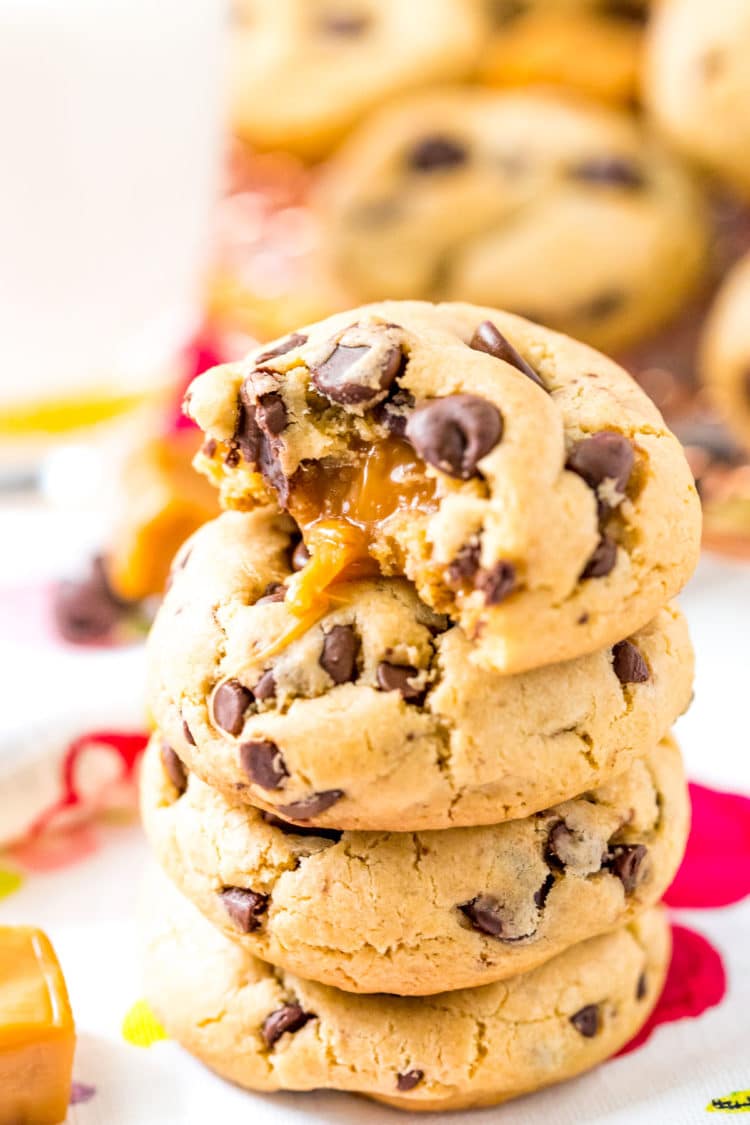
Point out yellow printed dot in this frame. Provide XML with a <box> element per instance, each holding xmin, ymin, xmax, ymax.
<box><xmin>122</xmin><ymin>999</ymin><xmax>167</xmax><ymax>1048</ymax></box>
<box><xmin>0</xmin><ymin>868</ymin><xmax>24</xmax><ymax>900</ymax></box>
<box><xmin>707</xmin><ymin>1090</ymin><xmax>750</xmax><ymax>1113</ymax></box>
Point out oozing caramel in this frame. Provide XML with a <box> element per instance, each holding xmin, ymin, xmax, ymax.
<box><xmin>285</xmin><ymin>438</ymin><xmax>437</xmax><ymax>618</ymax></box>
<box><xmin>234</xmin><ymin>440</ymin><xmax>438</xmax><ymax>673</ymax></box>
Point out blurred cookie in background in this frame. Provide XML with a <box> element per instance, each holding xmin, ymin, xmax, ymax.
<box><xmin>620</xmin><ymin>196</ymin><xmax>750</xmax><ymax>558</ymax></box>
<box><xmin>674</xmin><ymin>420</ymin><xmax>750</xmax><ymax>560</ymax></box>
<box><xmin>477</xmin><ymin>0</ymin><xmax>648</xmax><ymax>106</ymax></box>
<box><xmin>317</xmin><ymin>89</ymin><xmax>707</xmax><ymax>351</ymax></box>
<box><xmin>645</xmin><ymin>0</ymin><xmax>750</xmax><ymax>199</ymax></box>
<box><xmin>228</xmin><ymin>0</ymin><xmax>484</xmax><ymax>160</ymax></box>
<box><xmin>701</xmin><ymin>250</ymin><xmax>750</xmax><ymax>453</ymax></box>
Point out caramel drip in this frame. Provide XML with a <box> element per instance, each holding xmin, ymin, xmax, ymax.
<box><xmin>229</xmin><ymin>439</ymin><xmax>438</xmax><ymax>678</ymax></box>
<box><xmin>285</xmin><ymin>438</ymin><xmax>437</xmax><ymax>619</ymax></box>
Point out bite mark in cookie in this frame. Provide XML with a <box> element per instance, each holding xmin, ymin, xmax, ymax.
<box><xmin>186</xmin><ymin>301</ymin><xmax>700</xmax><ymax>674</ymax></box>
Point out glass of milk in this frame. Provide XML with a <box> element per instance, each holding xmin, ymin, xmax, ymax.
<box><xmin>0</xmin><ymin>0</ymin><xmax>226</xmax><ymax>469</ymax></box>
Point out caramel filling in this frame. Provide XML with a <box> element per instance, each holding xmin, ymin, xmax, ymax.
<box><xmin>285</xmin><ymin>438</ymin><xmax>438</xmax><ymax>618</ymax></box>
<box><xmin>237</xmin><ymin>439</ymin><xmax>438</xmax><ymax>671</ymax></box>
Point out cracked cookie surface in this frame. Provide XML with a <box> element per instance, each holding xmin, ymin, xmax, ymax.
<box><xmin>148</xmin><ymin>508</ymin><xmax>693</xmax><ymax>829</ymax></box>
<box><xmin>186</xmin><ymin>301</ymin><xmax>701</xmax><ymax>675</ymax></box>
<box><xmin>142</xmin><ymin>733</ymin><xmax>687</xmax><ymax>995</ymax></box>
<box><xmin>315</xmin><ymin>94</ymin><xmax>706</xmax><ymax>351</ymax></box>
<box><xmin>229</xmin><ymin>0</ymin><xmax>483</xmax><ymax>160</ymax></box>
<box><xmin>142</xmin><ymin>872</ymin><xmax>669</xmax><ymax>1112</ymax></box>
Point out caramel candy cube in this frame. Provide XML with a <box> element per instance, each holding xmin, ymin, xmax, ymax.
<box><xmin>0</xmin><ymin>927</ymin><xmax>75</xmax><ymax>1125</ymax></box>
<box><xmin>108</xmin><ymin>430</ymin><xmax>219</xmax><ymax>602</ymax></box>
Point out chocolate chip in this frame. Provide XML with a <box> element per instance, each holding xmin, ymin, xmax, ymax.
<box><xmin>252</xmin><ymin>669</ymin><xmax>277</xmax><ymax>701</ymax></box>
<box><xmin>278</xmin><ymin>790</ymin><xmax>345</xmax><ymax>820</ymax></box>
<box><xmin>566</xmin><ymin>432</ymin><xmax>634</xmax><ymax>494</ymax></box>
<box><xmin>607</xmin><ymin>844</ymin><xmax>648</xmax><ymax>894</ymax></box>
<box><xmin>202</xmin><ymin>438</ymin><xmax>217</xmax><ymax>458</ymax></box>
<box><xmin>319</xmin><ymin>625</ymin><xmax>359</xmax><ymax>685</ymax></box>
<box><xmin>580</xmin><ymin>535</ymin><xmax>618</xmax><ymax>580</ymax></box>
<box><xmin>52</xmin><ymin>555</ymin><xmax>130</xmax><ymax>644</ymax></box>
<box><xmin>636</xmin><ymin>972</ymin><xmax>648</xmax><ymax>1000</ymax></box>
<box><xmin>256</xmin><ymin>582</ymin><xmax>287</xmax><ymax>605</ymax></box>
<box><xmin>459</xmin><ymin>894</ymin><xmax>506</xmax><ymax>937</ymax></box>
<box><xmin>218</xmin><ymin>886</ymin><xmax>269</xmax><ymax>933</ymax></box>
<box><xmin>489</xmin><ymin>0</ymin><xmax>526</xmax><ymax>24</ymax></box>
<box><xmin>408</xmin><ymin>135</ymin><xmax>468</xmax><ymax>172</ymax></box>
<box><xmin>570</xmin><ymin>1004</ymin><xmax>600</xmax><ymax>1037</ymax></box>
<box><xmin>256</xmin><ymin>392</ymin><xmax>287</xmax><ymax>436</ymax></box>
<box><xmin>311</xmin><ymin>342</ymin><xmax>402</xmax><ymax>406</ymax></box>
<box><xmin>232</xmin><ymin>399</ymin><xmax>262</xmax><ymax>464</ymax></box>
<box><xmin>255</xmin><ymin>333</ymin><xmax>307</xmax><ymax>364</ymax></box>
<box><xmin>406</xmin><ymin>394</ymin><xmax>503</xmax><ymax>480</ymax></box>
<box><xmin>476</xmin><ymin>561</ymin><xmax>517</xmax><ymax>606</ymax></box>
<box><xmin>291</xmin><ymin>539</ymin><xmax>310</xmax><ymax>571</ymax></box>
<box><xmin>396</xmin><ymin>1070</ymin><xmax>424</xmax><ymax>1092</ymax></box>
<box><xmin>534</xmin><ymin>873</ymin><xmax>555</xmax><ymax>910</ymax></box>
<box><xmin>319</xmin><ymin>11</ymin><xmax>370</xmax><ymax>34</ymax></box>
<box><xmin>612</xmin><ymin>641</ymin><xmax>649</xmax><ymax>684</ymax></box>
<box><xmin>606</xmin><ymin>0</ymin><xmax>648</xmax><ymax>23</ymax></box>
<box><xmin>469</xmin><ymin>321</ymin><xmax>546</xmax><ymax>390</ymax></box>
<box><xmin>373</xmin><ymin>388</ymin><xmax>415</xmax><ymax>436</ymax></box>
<box><xmin>182</xmin><ymin>719</ymin><xmax>196</xmax><ymax>746</ymax></box>
<box><xmin>262</xmin><ymin>1004</ymin><xmax>316</xmax><ymax>1047</ymax></box>
<box><xmin>570</xmin><ymin>157</ymin><xmax>645</xmax><ymax>189</ymax></box>
<box><xmin>238</xmin><ymin>382</ymin><xmax>289</xmax><ymax>504</ymax></box>
<box><xmin>160</xmin><ymin>743</ymin><xmax>187</xmax><ymax>796</ymax></box>
<box><xmin>240</xmin><ymin>740</ymin><xmax>288</xmax><ymax>790</ymax></box>
<box><xmin>261</xmin><ymin>811</ymin><xmax>343</xmax><ymax>843</ymax></box>
<box><xmin>579</xmin><ymin>291</ymin><xmax>625</xmax><ymax>322</ymax></box>
<box><xmin>376</xmin><ymin>662</ymin><xmax>424</xmax><ymax>703</ymax></box>
<box><xmin>213</xmin><ymin>680</ymin><xmax>252</xmax><ymax>735</ymax></box>
<box><xmin>446</xmin><ymin>541</ymin><xmax>481</xmax><ymax>586</ymax></box>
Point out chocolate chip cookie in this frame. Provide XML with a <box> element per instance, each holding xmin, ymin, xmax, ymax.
<box><xmin>645</xmin><ymin>0</ymin><xmax>750</xmax><ymax>199</ymax></box>
<box><xmin>229</xmin><ymin>0</ymin><xmax>483</xmax><ymax>160</ymax></box>
<box><xmin>315</xmin><ymin>91</ymin><xmax>707</xmax><ymax>351</ymax></box>
<box><xmin>143</xmin><ymin>872</ymin><xmax>670</xmax><ymax>1111</ymax></box>
<box><xmin>477</xmin><ymin>0</ymin><xmax>647</xmax><ymax>107</ymax></box>
<box><xmin>142</xmin><ymin>732</ymin><xmax>687</xmax><ymax>995</ymax></box>
<box><xmin>701</xmin><ymin>250</ymin><xmax>750</xmax><ymax>451</ymax></box>
<box><xmin>185</xmin><ymin>301</ymin><xmax>702</xmax><ymax>675</ymax></box>
<box><xmin>148</xmin><ymin>508</ymin><xmax>693</xmax><ymax>830</ymax></box>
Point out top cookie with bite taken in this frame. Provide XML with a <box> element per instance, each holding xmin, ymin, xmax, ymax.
<box><xmin>186</xmin><ymin>300</ymin><xmax>701</xmax><ymax>674</ymax></box>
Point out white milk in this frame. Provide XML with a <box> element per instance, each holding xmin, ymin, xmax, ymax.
<box><xmin>0</xmin><ymin>0</ymin><xmax>226</xmax><ymax>417</ymax></box>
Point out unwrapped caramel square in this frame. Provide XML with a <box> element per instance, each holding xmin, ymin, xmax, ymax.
<box><xmin>0</xmin><ymin>927</ymin><xmax>75</xmax><ymax>1125</ymax></box>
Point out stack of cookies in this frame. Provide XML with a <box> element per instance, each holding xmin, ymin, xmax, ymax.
<box><xmin>141</xmin><ymin>300</ymin><xmax>700</xmax><ymax>1112</ymax></box>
